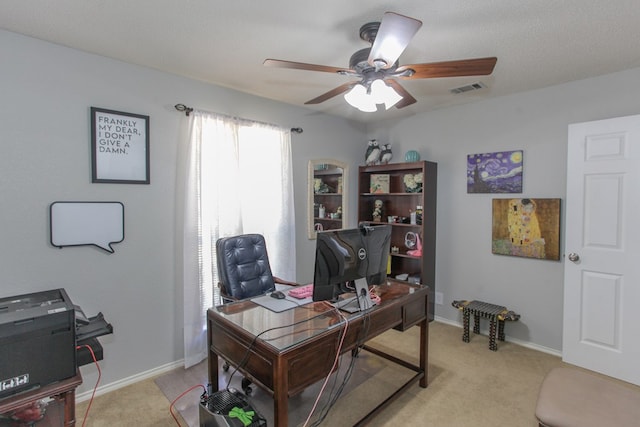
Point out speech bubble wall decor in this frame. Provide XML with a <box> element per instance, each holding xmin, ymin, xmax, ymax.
<box><xmin>50</xmin><ymin>202</ymin><xmax>124</xmax><ymax>253</ymax></box>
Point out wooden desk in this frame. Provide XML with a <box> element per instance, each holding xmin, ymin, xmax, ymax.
<box><xmin>207</xmin><ymin>280</ymin><xmax>429</xmax><ymax>426</ymax></box>
<box><xmin>0</xmin><ymin>372</ymin><xmax>82</xmax><ymax>427</ymax></box>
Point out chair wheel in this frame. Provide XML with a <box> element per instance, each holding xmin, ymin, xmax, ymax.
<box><xmin>223</xmin><ymin>362</ymin><xmax>230</xmax><ymax>372</ymax></box>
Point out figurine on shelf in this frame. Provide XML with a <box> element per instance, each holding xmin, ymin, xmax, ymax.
<box><xmin>365</xmin><ymin>139</ymin><xmax>381</xmax><ymax>165</ymax></box>
<box><xmin>380</xmin><ymin>144</ymin><xmax>393</xmax><ymax>164</ymax></box>
<box><xmin>314</xmin><ymin>178</ymin><xmax>334</xmax><ymax>194</ymax></box>
<box><xmin>372</xmin><ymin>199</ymin><xmax>383</xmax><ymax>222</ymax></box>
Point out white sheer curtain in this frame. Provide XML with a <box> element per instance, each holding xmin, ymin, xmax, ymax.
<box><xmin>180</xmin><ymin>110</ymin><xmax>295</xmax><ymax>368</ymax></box>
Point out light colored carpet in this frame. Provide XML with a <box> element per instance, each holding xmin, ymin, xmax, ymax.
<box><xmin>154</xmin><ymin>349</ymin><xmax>411</xmax><ymax>427</ymax></box>
<box><xmin>77</xmin><ymin>321</ymin><xmax>567</xmax><ymax>426</ymax></box>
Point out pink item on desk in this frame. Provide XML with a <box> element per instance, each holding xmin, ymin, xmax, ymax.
<box><xmin>288</xmin><ymin>284</ymin><xmax>314</xmax><ymax>299</ymax></box>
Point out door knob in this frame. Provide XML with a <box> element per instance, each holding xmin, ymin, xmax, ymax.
<box><xmin>568</xmin><ymin>253</ymin><xmax>580</xmax><ymax>262</ymax></box>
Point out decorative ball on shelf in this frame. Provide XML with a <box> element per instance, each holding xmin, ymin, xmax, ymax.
<box><xmin>404</xmin><ymin>150</ymin><xmax>420</xmax><ymax>162</ymax></box>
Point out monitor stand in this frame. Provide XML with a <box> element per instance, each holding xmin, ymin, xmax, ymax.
<box><xmin>354</xmin><ymin>278</ymin><xmax>374</xmax><ymax>311</ymax></box>
<box><xmin>334</xmin><ymin>278</ymin><xmax>373</xmax><ymax>313</ymax></box>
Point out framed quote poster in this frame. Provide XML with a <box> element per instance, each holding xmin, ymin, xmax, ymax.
<box><xmin>91</xmin><ymin>107</ymin><xmax>150</xmax><ymax>184</ymax></box>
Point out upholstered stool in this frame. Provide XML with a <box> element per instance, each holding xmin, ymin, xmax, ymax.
<box><xmin>535</xmin><ymin>367</ymin><xmax>640</xmax><ymax>427</ymax></box>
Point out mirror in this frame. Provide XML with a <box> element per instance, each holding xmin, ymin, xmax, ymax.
<box><xmin>308</xmin><ymin>159</ymin><xmax>349</xmax><ymax>239</ymax></box>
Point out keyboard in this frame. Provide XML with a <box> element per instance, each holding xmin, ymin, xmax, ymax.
<box><xmin>288</xmin><ymin>284</ymin><xmax>313</xmax><ymax>299</ymax></box>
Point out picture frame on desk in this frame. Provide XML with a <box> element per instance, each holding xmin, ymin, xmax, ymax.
<box><xmin>90</xmin><ymin>107</ymin><xmax>150</xmax><ymax>184</ymax></box>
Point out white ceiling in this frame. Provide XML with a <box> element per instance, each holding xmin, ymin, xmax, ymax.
<box><xmin>2</xmin><ymin>0</ymin><xmax>640</xmax><ymax>123</ymax></box>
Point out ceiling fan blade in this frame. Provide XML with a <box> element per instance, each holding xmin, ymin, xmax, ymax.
<box><xmin>304</xmin><ymin>82</ymin><xmax>357</xmax><ymax>105</ymax></box>
<box><xmin>397</xmin><ymin>57</ymin><xmax>497</xmax><ymax>79</ymax></box>
<box><xmin>368</xmin><ymin>12</ymin><xmax>422</xmax><ymax>69</ymax></box>
<box><xmin>264</xmin><ymin>59</ymin><xmax>351</xmax><ymax>74</ymax></box>
<box><xmin>384</xmin><ymin>79</ymin><xmax>417</xmax><ymax>109</ymax></box>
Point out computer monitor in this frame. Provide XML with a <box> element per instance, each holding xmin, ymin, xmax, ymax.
<box><xmin>312</xmin><ymin>223</ymin><xmax>391</xmax><ymax>303</ymax></box>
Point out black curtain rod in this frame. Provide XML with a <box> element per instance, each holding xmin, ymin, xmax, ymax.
<box><xmin>174</xmin><ymin>104</ymin><xmax>303</xmax><ymax>134</ymax></box>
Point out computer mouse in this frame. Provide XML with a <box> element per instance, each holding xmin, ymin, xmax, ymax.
<box><xmin>270</xmin><ymin>291</ymin><xmax>286</xmax><ymax>299</ymax></box>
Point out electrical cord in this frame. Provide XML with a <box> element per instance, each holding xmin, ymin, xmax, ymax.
<box><xmin>169</xmin><ymin>384</ymin><xmax>207</xmax><ymax>426</ymax></box>
<box><xmin>225</xmin><ymin>308</ymin><xmax>341</xmax><ymax>391</ymax></box>
<box><xmin>302</xmin><ymin>303</ymin><xmax>350</xmax><ymax>427</ymax></box>
<box><xmin>220</xmin><ymin>295</ymin><xmax>373</xmax><ymax>426</ymax></box>
<box><xmin>75</xmin><ymin>344</ymin><xmax>101</xmax><ymax>427</ymax></box>
<box><xmin>306</xmin><ymin>289</ymin><xmax>373</xmax><ymax>426</ymax></box>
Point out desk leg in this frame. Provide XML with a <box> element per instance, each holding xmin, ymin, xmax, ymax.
<box><xmin>207</xmin><ymin>318</ymin><xmax>220</xmax><ymax>391</ymax></box>
<box><xmin>273</xmin><ymin>358</ymin><xmax>289</xmax><ymax>427</ymax></box>
<box><xmin>419</xmin><ymin>317</ymin><xmax>429</xmax><ymax>388</ymax></box>
<box><xmin>209</xmin><ymin>353</ymin><xmax>220</xmax><ymax>391</ymax></box>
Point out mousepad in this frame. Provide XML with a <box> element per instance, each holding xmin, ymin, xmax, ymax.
<box><xmin>251</xmin><ymin>293</ymin><xmax>311</xmax><ymax>312</ymax></box>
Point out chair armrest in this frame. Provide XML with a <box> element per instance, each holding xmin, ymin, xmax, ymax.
<box><xmin>218</xmin><ymin>282</ymin><xmax>238</xmax><ymax>304</ymax></box>
<box><xmin>273</xmin><ymin>276</ymin><xmax>300</xmax><ymax>287</ymax></box>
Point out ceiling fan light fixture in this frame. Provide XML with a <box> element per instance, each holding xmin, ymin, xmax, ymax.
<box><xmin>371</xmin><ymin>79</ymin><xmax>403</xmax><ymax>109</ymax></box>
<box><xmin>344</xmin><ymin>79</ymin><xmax>402</xmax><ymax>112</ymax></box>
<box><xmin>344</xmin><ymin>83</ymin><xmax>377</xmax><ymax>112</ymax></box>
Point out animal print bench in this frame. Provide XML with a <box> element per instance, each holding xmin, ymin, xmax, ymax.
<box><xmin>452</xmin><ymin>300</ymin><xmax>520</xmax><ymax>351</ymax></box>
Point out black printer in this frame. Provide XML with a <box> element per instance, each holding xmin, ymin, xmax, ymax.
<box><xmin>0</xmin><ymin>288</ymin><xmax>113</xmax><ymax>400</ymax></box>
<box><xmin>0</xmin><ymin>289</ymin><xmax>76</xmax><ymax>399</ymax></box>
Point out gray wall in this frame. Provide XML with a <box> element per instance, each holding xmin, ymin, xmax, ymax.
<box><xmin>367</xmin><ymin>66</ymin><xmax>640</xmax><ymax>351</ymax></box>
<box><xmin>3</xmin><ymin>27</ymin><xmax>640</xmax><ymax>395</ymax></box>
<box><xmin>0</xmin><ymin>29</ymin><xmax>363</xmax><ymax>394</ymax></box>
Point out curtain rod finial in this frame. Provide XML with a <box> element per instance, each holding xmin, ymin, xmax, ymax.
<box><xmin>291</xmin><ymin>127</ymin><xmax>303</xmax><ymax>134</ymax></box>
<box><xmin>175</xmin><ymin>104</ymin><xmax>193</xmax><ymax>116</ymax></box>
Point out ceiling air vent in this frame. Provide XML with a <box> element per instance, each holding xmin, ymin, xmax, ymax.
<box><xmin>450</xmin><ymin>82</ymin><xmax>486</xmax><ymax>94</ymax></box>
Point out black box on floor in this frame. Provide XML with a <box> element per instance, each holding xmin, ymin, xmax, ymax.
<box><xmin>199</xmin><ymin>389</ymin><xmax>266</xmax><ymax>427</ymax></box>
<box><xmin>0</xmin><ymin>288</ymin><xmax>76</xmax><ymax>399</ymax></box>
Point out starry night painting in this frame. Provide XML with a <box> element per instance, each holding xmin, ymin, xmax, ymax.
<box><xmin>467</xmin><ymin>150</ymin><xmax>523</xmax><ymax>193</ymax></box>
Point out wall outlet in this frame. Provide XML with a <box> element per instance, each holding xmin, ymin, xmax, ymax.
<box><xmin>435</xmin><ymin>291</ymin><xmax>443</xmax><ymax>305</ymax></box>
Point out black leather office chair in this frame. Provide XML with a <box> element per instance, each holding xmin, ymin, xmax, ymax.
<box><xmin>216</xmin><ymin>233</ymin><xmax>297</xmax><ymax>394</ymax></box>
<box><xmin>216</xmin><ymin>233</ymin><xmax>296</xmax><ymax>303</ymax></box>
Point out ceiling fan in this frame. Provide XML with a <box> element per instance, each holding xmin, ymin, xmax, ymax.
<box><xmin>264</xmin><ymin>12</ymin><xmax>497</xmax><ymax>111</ymax></box>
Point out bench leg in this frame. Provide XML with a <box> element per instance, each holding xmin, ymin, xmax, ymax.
<box><xmin>489</xmin><ymin>318</ymin><xmax>498</xmax><ymax>351</ymax></box>
<box><xmin>462</xmin><ymin>310</ymin><xmax>470</xmax><ymax>342</ymax></box>
<box><xmin>498</xmin><ymin>320</ymin><xmax>506</xmax><ymax>341</ymax></box>
<box><xmin>473</xmin><ymin>314</ymin><xmax>480</xmax><ymax>334</ymax></box>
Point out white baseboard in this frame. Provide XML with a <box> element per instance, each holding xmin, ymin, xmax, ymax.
<box><xmin>76</xmin><ymin>359</ymin><xmax>184</xmax><ymax>402</ymax></box>
<box><xmin>433</xmin><ymin>316</ymin><xmax>562</xmax><ymax>357</ymax></box>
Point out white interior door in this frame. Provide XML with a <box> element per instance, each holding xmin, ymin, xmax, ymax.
<box><xmin>563</xmin><ymin>114</ymin><xmax>640</xmax><ymax>385</ymax></box>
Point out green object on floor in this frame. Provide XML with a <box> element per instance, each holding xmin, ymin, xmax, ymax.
<box><xmin>228</xmin><ymin>407</ymin><xmax>255</xmax><ymax>426</ymax></box>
